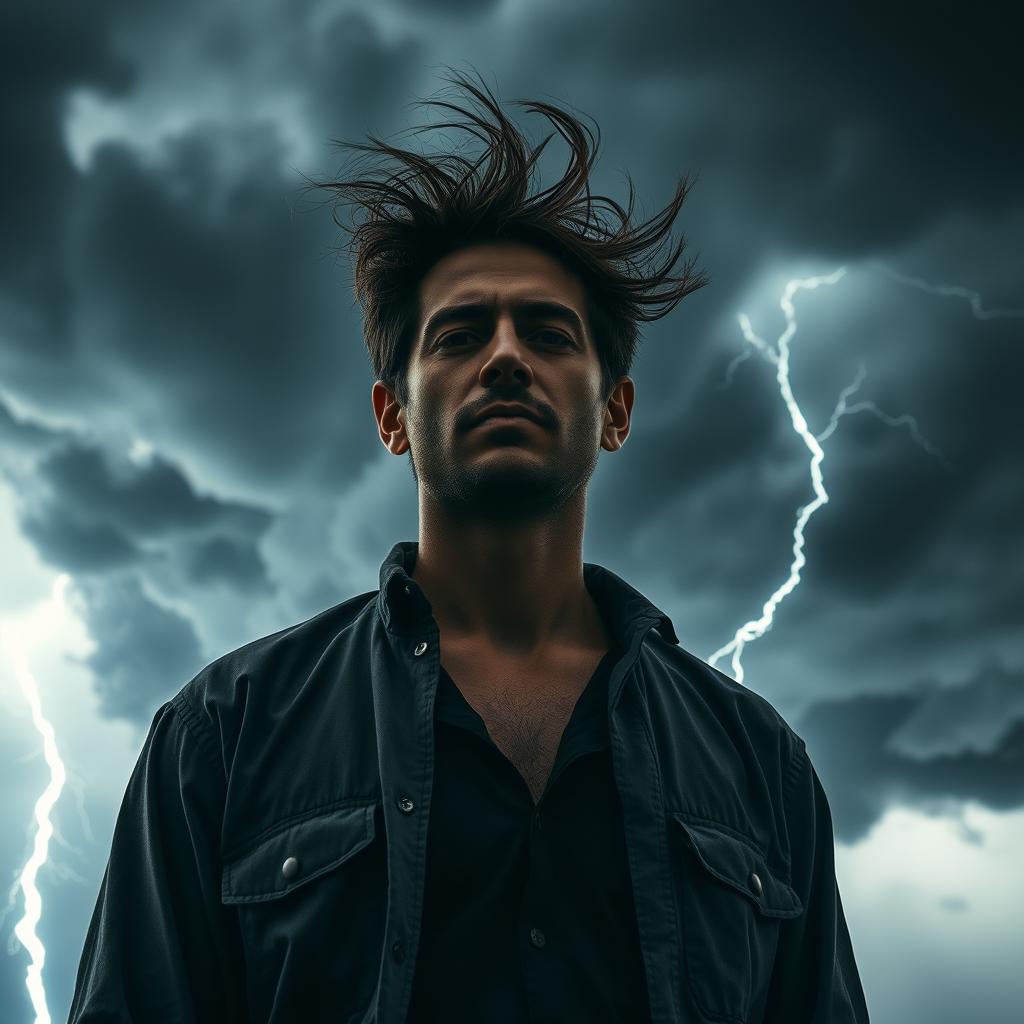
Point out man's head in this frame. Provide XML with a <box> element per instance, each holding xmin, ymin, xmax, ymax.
<box><xmin>315</xmin><ymin>68</ymin><xmax>708</xmax><ymax>520</ymax></box>
<box><xmin>371</xmin><ymin>238</ymin><xmax>632</xmax><ymax>522</ymax></box>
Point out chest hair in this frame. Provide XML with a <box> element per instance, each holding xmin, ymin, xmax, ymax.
<box><xmin>442</xmin><ymin>649</ymin><xmax>604</xmax><ymax>803</ymax></box>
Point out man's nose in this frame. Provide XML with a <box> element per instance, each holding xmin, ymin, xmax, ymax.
<box><xmin>479</xmin><ymin>318</ymin><xmax>535</xmax><ymax>384</ymax></box>
<box><xmin>489</xmin><ymin>315</ymin><xmax>524</xmax><ymax>351</ymax></box>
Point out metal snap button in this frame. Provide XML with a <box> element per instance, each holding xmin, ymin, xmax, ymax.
<box><xmin>281</xmin><ymin>856</ymin><xmax>300</xmax><ymax>880</ymax></box>
<box><xmin>750</xmin><ymin>871</ymin><xmax>763</xmax><ymax>897</ymax></box>
<box><xmin>413</xmin><ymin>641</ymin><xmax>428</xmax><ymax>656</ymax></box>
<box><xmin>397</xmin><ymin>796</ymin><xmax>415</xmax><ymax>814</ymax></box>
<box><xmin>404</xmin><ymin>585</ymin><xmax>411</xmax><ymax>595</ymax></box>
<box><xmin>529</xmin><ymin>927</ymin><xmax>546</xmax><ymax>948</ymax></box>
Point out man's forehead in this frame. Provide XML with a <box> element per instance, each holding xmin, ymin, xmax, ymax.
<box><xmin>420</xmin><ymin>242</ymin><xmax>584</xmax><ymax>301</ymax></box>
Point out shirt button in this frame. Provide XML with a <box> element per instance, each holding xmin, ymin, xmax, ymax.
<box><xmin>529</xmin><ymin>927</ymin><xmax>546</xmax><ymax>948</ymax></box>
<box><xmin>391</xmin><ymin>940</ymin><xmax>406</xmax><ymax>964</ymax></box>
<box><xmin>750</xmin><ymin>871</ymin><xmax>763</xmax><ymax>897</ymax></box>
<box><xmin>397</xmin><ymin>796</ymin><xmax>415</xmax><ymax>814</ymax></box>
<box><xmin>281</xmin><ymin>856</ymin><xmax>300</xmax><ymax>880</ymax></box>
<box><xmin>414</xmin><ymin>641</ymin><xmax>428</xmax><ymax>656</ymax></box>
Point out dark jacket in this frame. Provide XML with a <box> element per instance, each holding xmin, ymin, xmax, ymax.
<box><xmin>69</xmin><ymin>540</ymin><xmax>870</xmax><ymax>1024</ymax></box>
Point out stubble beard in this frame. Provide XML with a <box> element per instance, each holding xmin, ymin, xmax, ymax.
<box><xmin>410</xmin><ymin>415</ymin><xmax>600</xmax><ymax>526</ymax></box>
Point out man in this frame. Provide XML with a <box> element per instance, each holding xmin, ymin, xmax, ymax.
<box><xmin>69</xmin><ymin>70</ymin><xmax>869</xmax><ymax>1023</ymax></box>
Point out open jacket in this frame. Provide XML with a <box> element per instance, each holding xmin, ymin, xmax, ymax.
<box><xmin>69</xmin><ymin>540</ymin><xmax>870</xmax><ymax>1023</ymax></box>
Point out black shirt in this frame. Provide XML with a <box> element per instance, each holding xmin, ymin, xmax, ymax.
<box><xmin>408</xmin><ymin>654</ymin><xmax>651</xmax><ymax>1022</ymax></box>
<box><xmin>68</xmin><ymin>539</ymin><xmax>870</xmax><ymax>1024</ymax></box>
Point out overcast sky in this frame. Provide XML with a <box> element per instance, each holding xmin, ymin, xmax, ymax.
<box><xmin>1</xmin><ymin>2</ymin><xmax>1022</xmax><ymax>1021</ymax></box>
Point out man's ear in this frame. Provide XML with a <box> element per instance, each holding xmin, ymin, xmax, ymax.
<box><xmin>601</xmin><ymin>376</ymin><xmax>634</xmax><ymax>452</ymax></box>
<box><xmin>372</xmin><ymin>381</ymin><xmax>409</xmax><ymax>455</ymax></box>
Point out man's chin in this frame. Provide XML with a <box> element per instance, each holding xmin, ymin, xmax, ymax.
<box><xmin>459</xmin><ymin>469</ymin><xmax>583</xmax><ymax>519</ymax></box>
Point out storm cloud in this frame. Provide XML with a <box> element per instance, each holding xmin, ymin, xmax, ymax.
<box><xmin>1</xmin><ymin>1</ymin><xmax>1021</xmax><ymax>1021</ymax></box>
<box><xmin>799</xmin><ymin>662</ymin><xmax>1024</xmax><ymax>842</ymax></box>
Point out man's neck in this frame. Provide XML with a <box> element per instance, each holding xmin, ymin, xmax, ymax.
<box><xmin>410</xmin><ymin>515</ymin><xmax>607</xmax><ymax>658</ymax></box>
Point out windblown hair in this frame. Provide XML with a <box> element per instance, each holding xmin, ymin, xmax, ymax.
<box><xmin>313</xmin><ymin>67</ymin><xmax>709</xmax><ymax>408</ymax></box>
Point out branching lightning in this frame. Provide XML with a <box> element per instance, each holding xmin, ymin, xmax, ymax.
<box><xmin>1</xmin><ymin>575</ymin><xmax>71</xmax><ymax>1024</ymax></box>
<box><xmin>816</xmin><ymin>361</ymin><xmax>950</xmax><ymax>466</ymax></box>
<box><xmin>869</xmin><ymin>261</ymin><xmax>1024</xmax><ymax>320</ymax></box>
<box><xmin>707</xmin><ymin>269</ymin><xmax>847</xmax><ymax>683</ymax></box>
<box><xmin>711</xmin><ymin>262</ymin><xmax>1017</xmax><ymax>685</ymax></box>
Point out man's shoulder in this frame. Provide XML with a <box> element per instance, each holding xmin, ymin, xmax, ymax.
<box><xmin>641</xmin><ymin>630</ymin><xmax>805</xmax><ymax>763</ymax></box>
<box><xmin>171</xmin><ymin>588</ymin><xmax>379</xmax><ymax>734</ymax></box>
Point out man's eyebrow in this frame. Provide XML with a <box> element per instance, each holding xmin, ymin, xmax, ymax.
<box><xmin>420</xmin><ymin>299</ymin><xmax>587</xmax><ymax>346</ymax></box>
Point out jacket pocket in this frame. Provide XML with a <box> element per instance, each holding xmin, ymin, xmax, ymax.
<box><xmin>222</xmin><ymin>801</ymin><xmax>377</xmax><ymax>903</ymax></box>
<box><xmin>221</xmin><ymin>800</ymin><xmax>385</xmax><ymax>1024</ymax></box>
<box><xmin>670</xmin><ymin>814</ymin><xmax>803</xmax><ymax>1023</ymax></box>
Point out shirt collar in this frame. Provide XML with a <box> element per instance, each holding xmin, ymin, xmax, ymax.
<box><xmin>376</xmin><ymin>539</ymin><xmax>679</xmax><ymax>648</ymax></box>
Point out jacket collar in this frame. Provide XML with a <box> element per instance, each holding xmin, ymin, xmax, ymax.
<box><xmin>376</xmin><ymin>540</ymin><xmax>678</xmax><ymax>649</ymax></box>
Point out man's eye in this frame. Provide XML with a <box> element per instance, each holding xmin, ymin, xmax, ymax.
<box><xmin>534</xmin><ymin>330</ymin><xmax>574</xmax><ymax>346</ymax></box>
<box><xmin>436</xmin><ymin>331</ymin><xmax>476</xmax><ymax>348</ymax></box>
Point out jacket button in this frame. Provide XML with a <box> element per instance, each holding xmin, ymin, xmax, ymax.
<box><xmin>750</xmin><ymin>871</ymin><xmax>763</xmax><ymax>897</ymax></box>
<box><xmin>391</xmin><ymin>940</ymin><xmax>405</xmax><ymax>964</ymax></box>
<box><xmin>281</xmin><ymin>856</ymin><xmax>300</xmax><ymax>880</ymax></box>
<box><xmin>404</xmin><ymin>585</ymin><xmax>411</xmax><ymax>595</ymax></box>
<box><xmin>397</xmin><ymin>796</ymin><xmax>415</xmax><ymax>814</ymax></box>
<box><xmin>414</xmin><ymin>641</ymin><xmax>428</xmax><ymax>656</ymax></box>
<box><xmin>529</xmin><ymin>927</ymin><xmax>546</xmax><ymax>948</ymax></box>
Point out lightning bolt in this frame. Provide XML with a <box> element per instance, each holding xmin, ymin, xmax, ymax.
<box><xmin>708</xmin><ymin>269</ymin><xmax>847</xmax><ymax>683</ymax></box>
<box><xmin>1</xmin><ymin>575</ymin><xmax>71</xmax><ymax>1024</ymax></box>
<box><xmin>711</xmin><ymin>261</ymin><xmax>1016</xmax><ymax>685</ymax></box>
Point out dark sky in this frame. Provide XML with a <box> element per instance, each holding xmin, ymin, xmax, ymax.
<box><xmin>1</xmin><ymin>2</ymin><xmax>1022</xmax><ymax>1021</ymax></box>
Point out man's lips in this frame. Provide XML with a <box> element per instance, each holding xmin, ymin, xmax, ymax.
<box><xmin>473</xmin><ymin>413</ymin><xmax>539</xmax><ymax>428</ymax></box>
<box><xmin>472</xmin><ymin>402</ymin><xmax>544</xmax><ymax>427</ymax></box>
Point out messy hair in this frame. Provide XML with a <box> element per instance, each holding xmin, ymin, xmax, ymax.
<box><xmin>312</xmin><ymin>66</ymin><xmax>709</xmax><ymax>408</ymax></box>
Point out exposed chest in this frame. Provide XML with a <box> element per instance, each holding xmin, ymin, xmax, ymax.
<box><xmin>440</xmin><ymin>644</ymin><xmax>608</xmax><ymax>804</ymax></box>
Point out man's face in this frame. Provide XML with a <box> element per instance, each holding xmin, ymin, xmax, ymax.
<box><xmin>374</xmin><ymin>240</ymin><xmax>632</xmax><ymax>523</ymax></box>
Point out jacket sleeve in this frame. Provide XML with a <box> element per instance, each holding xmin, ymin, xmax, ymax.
<box><xmin>761</xmin><ymin>737</ymin><xmax>870</xmax><ymax>1023</ymax></box>
<box><xmin>68</xmin><ymin>694</ymin><xmax>247</xmax><ymax>1023</ymax></box>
